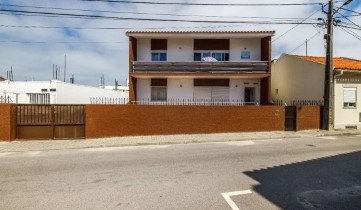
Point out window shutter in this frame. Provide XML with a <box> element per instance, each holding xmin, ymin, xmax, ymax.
<box><xmin>344</xmin><ymin>87</ymin><xmax>356</xmax><ymax>103</ymax></box>
<box><xmin>211</xmin><ymin>87</ymin><xmax>229</xmax><ymax>100</ymax></box>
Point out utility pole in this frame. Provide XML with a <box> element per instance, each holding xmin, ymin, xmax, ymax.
<box><xmin>322</xmin><ymin>0</ymin><xmax>353</xmax><ymax>130</ymax></box>
<box><xmin>306</xmin><ymin>39</ymin><xmax>308</xmax><ymax>56</ymax></box>
<box><xmin>323</xmin><ymin>0</ymin><xmax>333</xmax><ymax>130</ymax></box>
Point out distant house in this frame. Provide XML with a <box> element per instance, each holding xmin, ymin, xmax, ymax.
<box><xmin>126</xmin><ymin>30</ymin><xmax>275</xmax><ymax>105</ymax></box>
<box><xmin>272</xmin><ymin>54</ymin><xmax>361</xmax><ymax>129</ymax></box>
<box><xmin>0</xmin><ymin>76</ymin><xmax>5</xmax><ymax>81</ymax></box>
<box><xmin>0</xmin><ymin>80</ymin><xmax>128</xmax><ymax>104</ymax></box>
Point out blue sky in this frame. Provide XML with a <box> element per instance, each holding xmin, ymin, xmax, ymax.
<box><xmin>0</xmin><ymin>0</ymin><xmax>360</xmax><ymax>86</ymax></box>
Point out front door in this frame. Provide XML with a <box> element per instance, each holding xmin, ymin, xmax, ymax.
<box><xmin>245</xmin><ymin>87</ymin><xmax>255</xmax><ymax>102</ymax></box>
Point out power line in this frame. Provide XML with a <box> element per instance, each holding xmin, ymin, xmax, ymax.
<box><xmin>0</xmin><ymin>40</ymin><xmax>125</xmax><ymax>44</ymax></box>
<box><xmin>80</xmin><ymin>0</ymin><xmax>324</xmax><ymax>6</ymax></box>
<box><xmin>338</xmin><ymin>26</ymin><xmax>361</xmax><ymax>41</ymax></box>
<box><xmin>0</xmin><ymin>3</ymin><xmax>321</xmax><ymax>21</ymax></box>
<box><xmin>0</xmin><ymin>9</ymin><xmax>321</xmax><ymax>24</ymax></box>
<box><xmin>338</xmin><ymin>7</ymin><xmax>361</xmax><ymax>16</ymax></box>
<box><xmin>273</xmin><ymin>8</ymin><xmax>321</xmax><ymax>43</ymax></box>
<box><xmin>335</xmin><ymin>11</ymin><xmax>361</xmax><ymax>30</ymax></box>
<box><xmin>289</xmin><ymin>31</ymin><xmax>321</xmax><ymax>54</ymax></box>
<box><xmin>338</xmin><ymin>24</ymin><xmax>361</xmax><ymax>30</ymax></box>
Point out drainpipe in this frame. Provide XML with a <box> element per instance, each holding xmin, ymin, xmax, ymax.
<box><xmin>333</xmin><ymin>70</ymin><xmax>344</xmax><ymax>128</ymax></box>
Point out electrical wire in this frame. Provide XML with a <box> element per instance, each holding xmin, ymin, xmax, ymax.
<box><xmin>338</xmin><ymin>26</ymin><xmax>361</xmax><ymax>41</ymax></box>
<box><xmin>335</xmin><ymin>11</ymin><xmax>361</xmax><ymax>30</ymax></box>
<box><xmin>288</xmin><ymin>31</ymin><xmax>322</xmax><ymax>54</ymax></box>
<box><xmin>0</xmin><ymin>8</ymin><xmax>322</xmax><ymax>24</ymax></box>
<box><xmin>80</xmin><ymin>0</ymin><xmax>324</xmax><ymax>6</ymax></box>
<box><xmin>0</xmin><ymin>3</ymin><xmax>321</xmax><ymax>21</ymax></box>
<box><xmin>273</xmin><ymin>8</ymin><xmax>321</xmax><ymax>43</ymax></box>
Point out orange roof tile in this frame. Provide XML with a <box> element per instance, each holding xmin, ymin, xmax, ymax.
<box><xmin>126</xmin><ymin>30</ymin><xmax>275</xmax><ymax>34</ymax></box>
<box><xmin>296</xmin><ymin>55</ymin><xmax>361</xmax><ymax>71</ymax></box>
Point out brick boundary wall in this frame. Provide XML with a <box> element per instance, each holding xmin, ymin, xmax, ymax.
<box><xmin>296</xmin><ymin>106</ymin><xmax>323</xmax><ymax>131</ymax></box>
<box><xmin>0</xmin><ymin>104</ymin><xmax>16</xmax><ymax>141</ymax></box>
<box><xmin>85</xmin><ymin>105</ymin><xmax>285</xmax><ymax>138</ymax></box>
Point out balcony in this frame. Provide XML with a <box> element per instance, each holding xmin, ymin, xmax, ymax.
<box><xmin>132</xmin><ymin>61</ymin><xmax>269</xmax><ymax>73</ymax></box>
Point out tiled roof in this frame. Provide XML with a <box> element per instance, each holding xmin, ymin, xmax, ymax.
<box><xmin>127</xmin><ymin>30</ymin><xmax>274</xmax><ymax>33</ymax></box>
<box><xmin>126</xmin><ymin>30</ymin><xmax>275</xmax><ymax>35</ymax></box>
<box><xmin>297</xmin><ymin>55</ymin><xmax>361</xmax><ymax>71</ymax></box>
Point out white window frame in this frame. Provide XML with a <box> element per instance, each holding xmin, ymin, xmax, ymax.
<box><xmin>343</xmin><ymin>87</ymin><xmax>357</xmax><ymax>108</ymax></box>
<box><xmin>151</xmin><ymin>50</ymin><xmax>167</xmax><ymax>61</ymax></box>
<box><xmin>193</xmin><ymin>50</ymin><xmax>230</xmax><ymax>61</ymax></box>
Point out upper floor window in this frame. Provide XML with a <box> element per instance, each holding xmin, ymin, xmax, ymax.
<box><xmin>151</xmin><ymin>39</ymin><xmax>167</xmax><ymax>61</ymax></box>
<box><xmin>152</xmin><ymin>51</ymin><xmax>167</xmax><ymax>61</ymax></box>
<box><xmin>194</xmin><ymin>51</ymin><xmax>229</xmax><ymax>61</ymax></box>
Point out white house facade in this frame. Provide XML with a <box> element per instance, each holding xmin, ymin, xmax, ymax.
<box><xmin>272</xmin><ymin>54</ymin><xmax>361</xmax><ymax>129</ymax></box>
<box><xmin>0</xmin><ymin>80</ymin><xmax>128</xmax><ymax>104</ymax></box>
<box><xmin>126</xmin><ymin>30</ymin><xmax>275</xmax><ymax>105</ymax></box>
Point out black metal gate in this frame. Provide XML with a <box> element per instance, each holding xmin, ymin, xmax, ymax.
<box><xmin>16</xmin><ymin>105</ymin><xmax>85</xmax><ymax>140</ymax></box>
<box><xmin>285</xmin><ymin>106</ymin><xmax>296</xmax><ymax>131</ymax></box>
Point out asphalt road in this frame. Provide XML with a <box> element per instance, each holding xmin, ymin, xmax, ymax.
<box><xmin>0</xmin><ymin>135</ymin><xmax>361</xmax><ymax>209</ymax></box>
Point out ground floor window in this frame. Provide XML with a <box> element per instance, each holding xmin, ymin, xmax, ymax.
<box><xmin>193</xmin><ymin>79</ymin><xmax>229</xmax><ymax>100</ymax></box>
<box><xmin>151</xmin><ymin>87</ymin><xmax>167</xmax><ymax>101</ymax></box>
<box><xmin>151</xmin><ymin>78</ymin><xmax>167</xmax><ymax>101</ymax></box>
<box><xmin>343</xmin><ymin>87</ymin><xmax>357</xmax><ymax>108</ymax></box>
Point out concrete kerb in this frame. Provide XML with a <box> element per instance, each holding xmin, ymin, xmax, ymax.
<box><xmin>0</xmin><ymin>130</ymin><xmax>360</xmax><ymax>153</ymax></box>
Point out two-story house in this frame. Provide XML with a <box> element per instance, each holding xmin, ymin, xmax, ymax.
<box><xmin>126</xmin><ymin>30</ymin><xmax>274</xmax><ymax>105</ymax></box>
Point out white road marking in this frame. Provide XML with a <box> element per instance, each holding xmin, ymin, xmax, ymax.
<box><xmin>223</xmin><ymin>141</ymin><xmax>255</xmax><ymax>146</ymax></box>
<box><xmin>319</xmin><ymin>136</ymin><xmax>338</xmax><ymax>140</ymax></box>
<box><xmin>222</xmin><ymin>190</ymin><xmax>252</xmax><ymax>210</ymax></box>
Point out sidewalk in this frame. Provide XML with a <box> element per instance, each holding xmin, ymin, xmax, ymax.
<box><xmin>0</xmin><ymin>129</ymin><xmax>360</xmax><ymax>153</ymax></box>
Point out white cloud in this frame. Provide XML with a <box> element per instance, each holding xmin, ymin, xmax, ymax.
<box><xmin>0</xmin><ymin>0</ymin><xmax>360</xmax><ymax>85</ymax></box>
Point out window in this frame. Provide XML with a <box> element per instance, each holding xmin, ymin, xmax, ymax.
<box><xmin>343</xmin><ymin>87</ymin><xmax>357</xmax><ymax>108</ymax></box>
<box><xmin>41</xmin><ymin>88</ymin><xmax>48</xmax><ymax>92</ymax></box>
<box><xmin>193</xmin><ymin>79</ymin><xmax>230</xmax><ymax>100</ymax></box>
<box><xmin>151</xmin><ymin>39</ymin><xmax>167</xmax><ymax>61</ymax></box>
<box><xmin>28</xmin><ymin>93</ymin><xmax>50</xmax><ymax>104</ymax></box>
<box><xmin>151</xmin><ymin>79</ymin><xmax>167</xmax><ymax>101</ymax></box>
<box><xmin>151</xmin><ymin>52</ymin><xmax>167</xmax><ymax>61</ymax></box>
<box><xmin>194</xmin><ymin>52</ymin><xmax>229</xmax><ymax>61</ymax></box>
<box><xmin>151</xmin><ymin>87</ymin><xmax>167</xmax><ymax>101</ymax></box>
<box><xmin>50</xmin><ymin>88</ymin><xmax>56</xmax><ymax>92</ymax></box>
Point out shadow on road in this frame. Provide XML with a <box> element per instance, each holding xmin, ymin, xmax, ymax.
<box><xmin>244</xmin><ymin>150</ymin><xmax>361</xmax><ymax>209</ymax></box>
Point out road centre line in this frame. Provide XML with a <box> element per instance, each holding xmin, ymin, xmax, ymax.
<box><xmin>221</xmin><ymin>190</ymin><xmax>252</xmax><ymax>210</ymax></box>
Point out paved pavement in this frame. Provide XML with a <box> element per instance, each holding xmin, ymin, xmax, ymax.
<box><xmin>0</xmin><ymin>129</ymin><xmax>360</xmax><ymax>152</ymax></box>
<box><xmin>1</xmin><ymin>135</ymin><xmax>361</xmax><ymax>209</ymax></box>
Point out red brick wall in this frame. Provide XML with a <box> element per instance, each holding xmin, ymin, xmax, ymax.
<box><xmin>296</xmin><ymin>106</ymin><xmax>323</xmax><ymax>131</ymax></box>
<box><xmin>0</xmin><ymin>104</ymin><xmax>16</xmax><ymax>141</ymax></box>
<box><xmin>85</xmin><ymin>105</ymin><xmax>285</xmax><ymax>138</ymax></box>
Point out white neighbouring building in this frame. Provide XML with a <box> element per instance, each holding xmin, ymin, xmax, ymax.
<box><xmin>126</xmin><ymin>30</ymin><xmax>275</xmax><ymax>105</ymax></box>
<box><xmin>272</xmin><ymin>54</ymin><xmax>361</xmax><ymax>129</ymax></box>
<box><xmin>0</xmin><ymin>80</ymin><xmax>128</xmax><ymax>104</ymax></box>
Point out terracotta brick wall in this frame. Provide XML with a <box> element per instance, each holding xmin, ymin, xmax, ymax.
<box><xmin>85</xmin><ymin>105</ymin><xmax>285</xmax><ymax>138</ymax></box>
<box><xmin>296</xmin><ymin>106</ymin><xmax>323</xmax><ymax>131</ymax></box>
<box><xmin>0</xmin><ymin>104</ymin><xmax>16</xmax><ymax>141</ymax></box>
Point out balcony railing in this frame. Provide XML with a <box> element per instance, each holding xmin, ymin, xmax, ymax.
<box><xmin>132</xmin><ymin>61</ymin><xmax>269</xmax><ymax>73</ymax></box>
